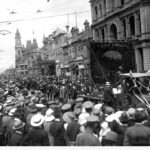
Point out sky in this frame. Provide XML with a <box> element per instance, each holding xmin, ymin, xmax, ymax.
<box><xmin>0</xmin><ymin>0</ymin><xmax>92</xmax><ymax>72</ymax></box>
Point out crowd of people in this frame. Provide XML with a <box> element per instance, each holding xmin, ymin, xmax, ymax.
<box><xmin>0</xmin><ymin>74</ymin><xmax>150</xmax><ymax>146</ymax></box>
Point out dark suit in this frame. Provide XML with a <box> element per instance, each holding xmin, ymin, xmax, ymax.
<box><xmin>49</xmin><ymin>120</ymin><xmax>67</xmax><ymax>146</ymax></box>
<box><xmin>22</xmin><ymin>127</ymin><xmax>49</xmax><ymax>146</ymax></box>
<box><xmin>8</xmin><ymin>131</ymin><xmax>24</xmax><ymax>146</ymax></box>
<box><xmin>123</xmin><ymin>124</ymin><xmax>150</xmax><ymax>146</ymax></box>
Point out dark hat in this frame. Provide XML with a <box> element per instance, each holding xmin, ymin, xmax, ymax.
<box><xmin>86</xmin><ymin>115</ymin><xmax>99</xmax><ymax>122</ymax></box>
<box><xmin>136</xmin><ymin>103</ymin><xmax>146</xmax><ymax>109</ymax></box>
<box><xmin>48</xmin><ymin>101</ymin><xmax>56</xmax><ymax>105</ymax></box>
<box><xmin>13</xmin><ymin>119</ymin><xmax>25</xmax><ymax>130</ymax></box>
<box><xmin>22</xmin><ymin>89</ymin><xmax>28</xmax><ymax>96</ymax></box>
<box><xmin>105</xmin><ymin>107</ymin><xmax>114</xmax><ymax>115</ymax></box>
<box><xmin>54</xmin><ymin>100</ymin><xmax>62</xmax><ymax>108</ymax></box>
<box><xmin>104</xmin><ymin>131</ymin><xmax>119</xmax><ymax>142</ymax></box>
<box><xmin>83</xmin><ymin>101</ymin><xmax>93</xmax><ymax>109</ymax></box>
<box><xmin>119</xmin><ymin>112</ymin><xmax>129</xmax><ymax>124</ymax></box>
<box><xmin>27</xmin><ymin>103</ymin><xmax>37</xmax><ymax>113</ymax></box>
<box><xmin>134</xmin><ymin>110</ymin><xmax>146</xmax><ymax>122</ymax></box>
<box><xmin>61</xmin><ymin>103</ymin><xmax>71</xmax><ymax>111</ymax></box>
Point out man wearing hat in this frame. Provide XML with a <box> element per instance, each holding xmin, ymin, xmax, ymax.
<box><xmin>49</xmin><ymin>108</ymin><xmax>67</xmax><ymax>146</ymax></box>
<box><xmin>123</xmin><ymin>110</ymin><xmax>150</xmax><ymax>146</ymax></box>
<box><xmin>103</xmin><ymin>82</ymin><xmax>115</xmax><ymax>108</ymax></box>
<box><xmin>82</xmin><ymin>101</ymin><xmax>94</xmax><ymax>115</ymax></box>
<box><xmin>25</xmin><ymin>103</ymin><xmax>38</xmax><ymax>133</ymax></box>
<box><xmin>2</xmin><ymin>107</ymin><xmax>18</xmax><ymax>145</ymax></box>
<box><xmin>102</xmin><ymin>131</ymin><xmax>119</xmax><ymax>146</ymax></box>
<box><xmin>22</xmin><ymin>114</ymin><xmax>49</xmax><ymax>146</ymax></box>
<box><xmin>43</xmin><ymin>108</ymin><xmax>55</xmax><ymax>145</ymax></box>
<box><xmin>76</xmin><ymin>115</ymin><xmax>101</xmax><ymax>146</ymax></box>
<box><xmin>8</xmin><ymin>119</ymin><xmax>25</xmax><ymax>146</ymax></box>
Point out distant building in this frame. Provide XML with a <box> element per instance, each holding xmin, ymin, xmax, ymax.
<box><xmin>41</xmin><ymin>21</ymin><xmax>92</xmax><ymax>77</ymax></box>
<box><xmin>15</xmin><ymin>29</ymin><xmax>41</xmax><ymax>77</ymax></box>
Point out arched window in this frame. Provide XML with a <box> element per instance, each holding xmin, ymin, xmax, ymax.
<box><xmin>110</xmin><ymin>24</ymin><xmax>118</xmax><ymax>40</ymax></box>
<box><xmin>129</xmin><ymin>16</ymin><xmax>135</xmax><ymax>36</ymax></box>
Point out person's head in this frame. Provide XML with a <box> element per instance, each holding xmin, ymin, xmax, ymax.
<box><xmin>103</xmin><ymin>131</ymin><xmax>119</xmax><ymax>146</ymax></box>
<box><xmin>134</xmin><ymin>110</ymin><xmax>146</xmax><ymax>123</ymax></box>
<box><xmin>85</xmin><ymin>115</ymin><xmax>99</xmax><ymax>130</ymax></box>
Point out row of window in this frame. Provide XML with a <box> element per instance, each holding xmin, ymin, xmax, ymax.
<box><xmin>95</xmin><ymin>11</ymin><xmax>141</xmax><ymax>41</ymax></box>
<box><xmin>94</xmin><ymin>0</ymin><xmax>131</xmax><ymax>21</ymax></box>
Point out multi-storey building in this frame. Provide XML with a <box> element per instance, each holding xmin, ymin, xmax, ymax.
<box><xmin>41</xmin><ymin>21</ymin><xmax>92</xmax><ymax>77</ymax></box>
<box><xmin>15</xmin><ymin>29</ymin><xmax>41</xmax><ymax>77</ymax></box>
<box><xmin>90</xmin><ymin>0</ymin><xmax>150</xmax><ymax>82</ymax></box>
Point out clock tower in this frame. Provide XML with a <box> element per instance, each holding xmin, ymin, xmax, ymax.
<box><xmin>15</xmin><ymin>29</ymin><xmax>22</xmax><ymax>58</ymax></box>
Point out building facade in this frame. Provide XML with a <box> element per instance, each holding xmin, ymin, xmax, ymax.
<box><xmin>41</xmin><ymin>21</ymin><xmax>92</xmax><ymax>77</ymax></box>
<box><xmin>15</xmin><ymin>29</ymin><xmax>41</xmax><ymax>77</ymax></box>
<box><xmin>90</xmin><ymin>0</ymin><xmax>150</xmax><ymax>72</ymax></box>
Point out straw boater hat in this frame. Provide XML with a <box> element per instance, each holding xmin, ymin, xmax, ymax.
<box><xmin>8</xmin><ymin>108</ymin><xmax>17</xmax><ymax>116</ymax></box>
<box><xmin>30</xmin><ymin>114</ymin><xmax>45</xmax><ymax>127</ymax></box>
<box><xmin>44</xmin><ymin>108</ymin><xmax>55</xmax><ymax>122</ymax></box>
<box><xmin>13</xmin><ymin>119</ymin><xmax>25</xmax><ymax>130</ymax></box>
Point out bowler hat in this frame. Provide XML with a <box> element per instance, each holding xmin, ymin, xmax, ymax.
<box><xmin>119</xmin><ymin>112</ymin><xmax>129</xmax><ymax>124</ymax></box>
<box><xmin>13</xmin><ymin>119</ymin><xmax>25</xmax><ymax>130</ymax></box>
<box><xmin>27</xmin><ymin>103</ymin><xmax>37</xmax><ymax>113</ymax></box>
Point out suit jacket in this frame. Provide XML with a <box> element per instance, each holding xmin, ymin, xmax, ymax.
<box><xmin>22</xmin><ymin>127</ymin><xmax>49</xmax><ymax>146</ymax></box>
<box><xmin>49</xmin><ymin>120</ymin><xmax>67</xmax><ymax>146</ymax></box>
<box><xmin>76</xmin><ymin>130</ymin><xmax>101</xmax><ymax>146</ymax></box>
<box><xmin>8</xmin><ymin>131</ymin><xmax>24</xmax><ymax>146</ymax></box>
<box><xmin>123</xmin><ymin>124</ymin><xmax>150</xmax><ymax>146</ymax></box>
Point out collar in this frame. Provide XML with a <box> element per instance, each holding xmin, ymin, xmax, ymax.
<box><xmin>55</xmin><ymin>118</ymin><xmax>60</xmax><ymax>122</ymax></box>
<box><xmin>135</xmin><ymin>123</ymin><xmax>143</xmax><ymax>125</ymax></box>
<box><xmin>16</xmin><ymin>131</ymin><xmax>23</xmax><ymax>134</ymax></box>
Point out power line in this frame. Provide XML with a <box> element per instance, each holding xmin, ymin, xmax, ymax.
<box><xmin>1</xmin><ymin>10</ymin><xmax>90</xmax><ymax>24</ymax></box>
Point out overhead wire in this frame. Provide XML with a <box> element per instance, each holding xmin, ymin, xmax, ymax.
<box><xmin>0</xmin><ymin>10</ymin><xmax>90</xmax><ymax>24</ymax></box>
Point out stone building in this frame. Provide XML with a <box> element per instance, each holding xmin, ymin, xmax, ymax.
<box><xmin>90</xmin><ymin>0</ymin><xmax>150</xmax><ymax>72</ymax></box>
<box><xmin>15</xmin><ymin>29</ymin><xmax>41</xmax><ymax>77</ymax></box>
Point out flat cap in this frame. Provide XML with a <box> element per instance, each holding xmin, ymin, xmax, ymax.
<box><xmin>76</xmin><ymin>97</ymin><xmax>84</xmax><ymax>102</ymax></box>
<box><xmin>61</xmin><ymin>103</ymin><xmax>71</xmax><ymax>111</ymax></box>
<box><xmin>86</xmin><ymin>115</ymin><xmax>99</xmax><ymax>122</ymax></box>
<box><xmin>83</xmin><ymin>101</ymin><xmax>93</xmax><ymax>109</ymax></box>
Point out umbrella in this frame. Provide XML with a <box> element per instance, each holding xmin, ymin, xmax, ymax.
<box><xmin>102</xmin><ymin>50</ymin><xmax>122</xmax><ymax>60</ymax></box>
